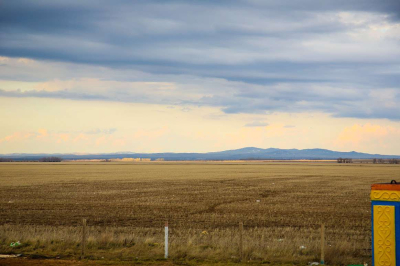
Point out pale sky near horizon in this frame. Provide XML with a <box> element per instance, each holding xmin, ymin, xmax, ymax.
<box><xmin>1</xmin><ymin>1</ymin><xmax>400</xmax><ymax>155</ymax></box>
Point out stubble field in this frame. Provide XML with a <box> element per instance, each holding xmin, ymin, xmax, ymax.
<box><xmin>1</xmin><ymin>161</ymin><xmax>399</xmax><ymax>265</ymax></box>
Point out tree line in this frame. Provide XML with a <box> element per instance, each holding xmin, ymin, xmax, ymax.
<box><xmin>373</xmin><ymin>158</ymin><xmax>400</xmax><ymax>164</ymax></box>
<box><xmin>0</xmin><ymin>157</ymin><xmax>62</xmax><ymax>162</ymax></box>
<box><xmin>336</xmin><ymin>158</ymin><xmax>353</xmax><ymax>163</ymax></box>
<box><xmin>38</xmin><ymin>157</ymin><xmax>62</xmax><ymax>162</ymax></box>
<box><xmin>0</xmin><ymin>158</ymin><xmax>14</xmax><ymax>162</ymax></box>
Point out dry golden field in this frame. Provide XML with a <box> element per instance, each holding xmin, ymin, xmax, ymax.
<box><xmin>1</xmin><ymin>161</ymin><xmax>399</xmax><ymax>265</ymax></box>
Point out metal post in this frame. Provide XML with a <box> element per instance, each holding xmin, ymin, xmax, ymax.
<box><xmin>80</xmin><ymin>218</ymin><xmax>87</xmax><ymax>259</ymax></box>
<box><xmin>320</xmin><ymin>223</ymin><xmax>325</xmax><ymax>265</ymax></box>
<box><xmin>239</xmin><ymin>222</ymin><xmax>243</xmax><ymax>260</ymax></box>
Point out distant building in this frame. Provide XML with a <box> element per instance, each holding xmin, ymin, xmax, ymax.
<box><xmin>120</xmin><ymin>158</ymin><xmax>137</xmax><ymax>162</ymax></box>
<box><xmin>110</xmin><ymin>158</ymin><xmax>151</xmax><ymax>162</ymax></box>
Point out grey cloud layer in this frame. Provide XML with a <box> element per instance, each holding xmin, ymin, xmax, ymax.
<box><xmin>1</xmin><ymin>0</ymin><xmax>400</xmax><ymax>119</ymax></box>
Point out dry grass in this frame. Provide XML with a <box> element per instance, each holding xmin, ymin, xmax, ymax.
<box><xmin>1</xmin><ymin>161</ymin><xmax>399</xmax><ymax>264</ymax></box>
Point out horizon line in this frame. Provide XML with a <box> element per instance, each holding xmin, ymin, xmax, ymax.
<box><xmin>1</xmin><ymin>146</ymin><xmax>399</xmax><ymax>157</ymax></box>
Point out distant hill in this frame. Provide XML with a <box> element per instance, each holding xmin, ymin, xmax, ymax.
<box><xmin>1</xmin><ymin>147</ymin><xmax>400</xmax><ymax>161</ymax></box>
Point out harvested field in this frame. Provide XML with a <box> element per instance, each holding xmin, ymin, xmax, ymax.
<box><xmin>0</xmin><ymin>161</ymin><xmax>399</xmax><ymax>265</ymax></box>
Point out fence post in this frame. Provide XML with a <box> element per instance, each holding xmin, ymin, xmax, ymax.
<box><xmin>165</xmin><ymin>221</ymin><xmax>169</xmax><ymax>259</ymax></box>
<box><xmin>320</xmin><ymin>223</ymin><xmax>325</xmax><ymax>265</ymax></box>
<box><xmin>239</xmin><ymin>221</ymin><xmax>243</xmax><ymax>260</ymax></box>
<box><xmin>80</xmin><ymin>218</ymin><xmax>87</xmax><ymax>259</ymax></box>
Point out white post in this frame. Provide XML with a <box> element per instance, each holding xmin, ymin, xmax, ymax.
<box><xmin>165</xmin><ymin>221</ymin><xmax>169</xmax><ymax>259</ymax></box>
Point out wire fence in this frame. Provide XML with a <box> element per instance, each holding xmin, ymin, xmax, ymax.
<box><xmin>1</xmin><ymin>219</ymin><xmax>371</xmax><ymax>265</ymax></box>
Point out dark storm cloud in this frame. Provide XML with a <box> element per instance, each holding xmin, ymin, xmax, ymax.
<box><xmin>1</xmin><ymin>0</ymin><xmax>400</xmax><ymax>119</ymax></box>
<box><xmin>1</xmin><ymin>0</ymin><xmax>397</xmax><ymax>65</ymax></box>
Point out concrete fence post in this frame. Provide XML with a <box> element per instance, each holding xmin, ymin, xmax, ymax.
<box><xmin>165</xmin><ymin>221</ymin><xmax>169</xmax><ymax>259</ymax></box>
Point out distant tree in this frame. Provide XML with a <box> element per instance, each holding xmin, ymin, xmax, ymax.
<box><xmin>0</xmin><ymin>158</ymin><xmax>14</xmax><ymax>162</ymax></box>
<box><xmin>39</xmin><ymin>157</ymin><xmax>62</xmax><ymax>162</ymax></box>
<box><xmin>373</xmin><ymin>158</ymin><xmax>377</xmax><ymax>164</ymax></box>
<box><xmin>377</xmin><ymin>158</ymin><xmax>384</xmax><ymax>164</ymax></box>
<box><xmin>389</xmin><ymin>158</ymin><xmax>400</xmax><ymax>164</ymax></box>
<box><xmin>337</xmin><ymin>158</ymin><xmax>343</xmax><ymax>163</ymax></box>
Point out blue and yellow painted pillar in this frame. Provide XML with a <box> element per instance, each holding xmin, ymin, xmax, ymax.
<box><xmin>371</xmin><ymin>181</ymin><xmax>400</xmax><ymax>266</ymax></box>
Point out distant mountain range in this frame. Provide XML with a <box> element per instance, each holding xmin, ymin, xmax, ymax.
<box><xmin>1</xmin><ymin>147</ymin><xmax>400</xmax><ymax>161</ymax></box>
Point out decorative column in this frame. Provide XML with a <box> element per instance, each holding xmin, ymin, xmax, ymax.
<box><xmin>371</xmin><ymin>181</ymin><xmax>400</xmax><ymax>266</ymax></box>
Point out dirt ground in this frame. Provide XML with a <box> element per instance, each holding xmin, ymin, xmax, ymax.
<box><xmin>1</xmin><ymin>161</ymin><xmax>398</xmax><ymax>264</ymax></box>
<box><xmin>0</xmin><ymin>258</ymin><xmax>290</xmax><ymax>266</ymax></box>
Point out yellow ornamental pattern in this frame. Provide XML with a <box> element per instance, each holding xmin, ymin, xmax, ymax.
<box><xmin>371</xmin><ymin>190</ymin><xmax>400</xmax><ymax>202</ymax></box>
<box><xmin>374</xmin><ymin>205</ymin><xmax>396</xmax><ymax>266</ymax></box>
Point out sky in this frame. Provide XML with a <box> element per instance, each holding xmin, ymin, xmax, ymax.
<box><xmin>0</xmin><ymin>0</ymin><xmax>400</xmax><ymax>154</ymax></box>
